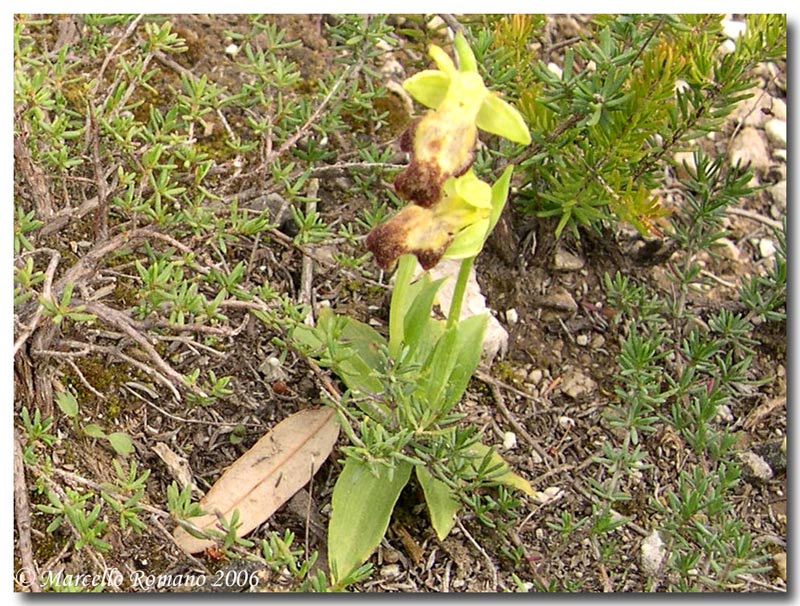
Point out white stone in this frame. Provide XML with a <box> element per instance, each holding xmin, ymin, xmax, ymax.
<box><xmin>770</xmin><ymin>181</ymin><xmax>786</xmax><ymax>209</ymax></box>
<box><xmin>576</xmin><ymin>334</ymin><xmax>589</xmax><ymax>346</ymax></box>
<box><xmin>528</xmin><ymin>369</ymin><xmax>543</xmax><ymax>385</ymax></box>
<box><xmin>560</xmin><ymin>367</ymin><xmax>596</xmax><ymax>400</ymax></box>
<box><xmin>503</xmin><ymin>431</ymin><xmax>517</xmax><ymax>450</ymax></box>
<box><xmin>759</xmin><ymin>238</ymin><xmax>776</xmax><ymax>259</ymax></box>
<box><xmin>533</xmin><ymin>486</ymin><xmax>564</xmax><ymax>505</ymax></box>
<box><xmin>718</xmin><ymin>39</ymin><xmax>736</xmax><ymax>55</ymax></box>
<box><xmin>764</xmin><ymin>119</ymin><xmax>787</xmax><ymax>147</ymax></box>
<box><xmin>379</xmin><ymin>564</ymin><xmax>401</xmax><ymax>579</ymax></box>
<box><xmin>674</xmin><ymin>79</ymin><xmax>690</xmax><ymax>95</ymax></box>
<box><xmin>224</xmin><ymin>43</ymin><xmax>239</xmax><ymax>56</ymax></box>
<box><xmin>547</xmin><ymin>62</ymin><xmax>563</xmax><ymax>79</ymax></box>
<box><xmin>426</xmin><ymin>15</ymin><xmax>446</xmax><ymax>32</ymax></box>
<box><xmin>714</xmin><ymin>237</ymin><xmax>741</xmax><ymax>262</ymax></box>
<box><xmin>771</xmin><ymin>97</ymin><xmax>787</xmax><ymax>121</ymax></box>
<box><xmin>730</xmin><ymin>87</ymin><xmax>773</xmax><ymax>128</ymax></box>
<box><xmin>505</xmin><ymin>308</ymin><xmax>519</xmax><ymax>325</ymax></box>
<box><xmin>673</xmin><ymin>151</ymin><xmax>696</xmax><ymax>179</ymax></box>
<box><xmin>259</xmin><ymin>356</ymin><xmax>287</xmax><ymax>381</ymax></box>
<box><xmin>552</xmin><ymin>246</ymin><xmax>585</xmax><ymax>271</ymax></box>
<box><xmin>641</xmin><ymin>530</ymin><xmax>666</xmax><ymax>577</ymax></box>
<box><xmin>423</xmin><ymin>259</ymin><xmax>509</xmax><ymax>362</ymax></box>
<box><xmin>590</xmin><ymin>334</ymin><xmax>606</xmax><ymax>349</ymax></box>
<box><xmin>558</xmin><ymin>416</ymin><xmax>575</xmax><ymax>430</ymax></box>
<box><xmin>716</xmin><ymin>404</ymin><xmax>734</xmax><ymax>423</ymax></box>
<box><xmin>722</xmin><ymin>18</ymin><xmax>746</xmax><ymax>40</ymax></box>
<box><xmin>739</xmin><ymin>451</ymin><xmax>773</xmax><ymax>481</ymax></box>
<box><xmin>729</xmin><ymin>127</ymin><xmax>770</xmax><ymax>173</ymax></box>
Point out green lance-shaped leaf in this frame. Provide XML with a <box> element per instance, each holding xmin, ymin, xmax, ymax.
<box><xmin>467</xmin><ymin>442</ymin><xmax>535</xmax><ymax>497</ymax></box>
<box><xmin>416</xmin><ymin>466</ymin><xmax>460</xmax><ymax>540</ymax></box>
<box><xmin>328</xmin><ymin>459</ymin><xmax>413</xmax><ymax>586</ymax></box>
<box><xmin>403</xmin><ymin>274</ymin><xmax>446</xmax><ymax>357</ymax></box>
<box><xmin>107</xmin><ymin>432</ymin><xmax>134</xmax><ymax>456</ymax></box>
<box><xmin>422</xmin><ymin>313</ymin><xmax>488</xmax><ymax>414</ymax></box>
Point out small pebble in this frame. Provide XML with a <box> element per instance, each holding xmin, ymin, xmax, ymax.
<box><xmin>674</xmin><ymin>79</ymin><xmax>690</xmax><ymax>95</ymax></box>
<box><xmin>505</xmin><ymin>308</ymin><xmax>519</xmax><ymax>325</ymax></box>
<box><xmin>547</xmin><ymin>62</ymin><xmax>563</xmax><ymax>79</ymax></box>
<box><xmin>759</xmin><ymin>238</ymin><xmax>776</xmax><ymax>259</ymax></box>
<box><xmin>224</xmin><ymin>43</ymin><xmax>239</xmax><ymax>56</ymax></box>
<box><xmin>722</xmin><ymin>18</ymin><xmax>747</xmax><ymax>40</ymax></box>
<box><xmin>641</xmin><ymin>530</ymin><xmax>666</xmax><ymax>577</ymax></box>
<box><xmin>590</xmin><ymin>334</ymin><xmax>606</xmax><ymax>349</ymax></box>
<box><xmin>718</xmin><ymin>39</ymin><xmax>736</xmax><ymax>55</ymax></box>
<box><xmin>426</xmin><ymin>15</ymin><xmax>446</xmax><ymax>32</ymax></box>
<box><xmin>503</xmin><ymin>431</ymin><xmax>517</xmax><ymax>450</ymax></box>
<box><xmin>558</xmin><ymin>416</ymin><xmax>575</xmax><ymax>430</ymax></box>
<box><xmin>769</xmin><ymin>181</ymin><xmax>786</xmax><ymax>209</ymax></box>
<box><xmin>729</xmin><ymin>127</ymin><xmax>770</xmax><ymax>173</ymax></box>
<box><xmin>576</xmin><ymin>334</ymin><xmax>589</xmax><ymax>346</ymax></box>
<box><xmin>739</xmin><ymin>451</ymin><xmax>773</xmax><ymax>482</ymax></box>
<box><xmin>673</xmin><ymin>151</ymin><xmax>697</xmax><ymax>179</ymax></box>
<box><xmin>716</xmin><ymin>404</ymin><xmax>734</xmax><ymax>423</ymax></box>
<box><xmin>773</xmin><ymin>552</ymin><xmax>787</xmax><ymax>581</ymax></box>
<box><xmin>714</xmin><ymin>237</ymin><xmax>740</xmax><ymax>262</ymax></box>
<box><xmin>528</xmin><ymin>369</ymin><xmax>543</xmax><ymax>385</ymax></box>
<box><xmin>764</xmin><ymin>119</ymin><xmax>787</xmax><ymax>147</ymax></box>
<box><xmin>533</xmin><ymin>486</ymin><xmax>564</xmax><ymax>505</ymax></box>
<box><xmin>770</xmin><ymin>97</ymin><xmax>786</xmax><ymax>121</ymax></box>
<box><xmin>552</xmin><ymin>246</ymin><xmax>585</xmax><ymax>271</ymax></box>
<box><xmin>380</xmin><ymin>564</ymin><xmax>401</xmax><ymax>580</ymax></box>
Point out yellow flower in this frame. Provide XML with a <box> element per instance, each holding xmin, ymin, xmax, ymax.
<box><xmin>367</xmin><ymin>167</ymin><xmax>513</xmax><ymax>270</ymax></box>
<box><xmin>394</xmin><ymin>32</ymin><xmax>530</xmax><ymax>206</ymax></box>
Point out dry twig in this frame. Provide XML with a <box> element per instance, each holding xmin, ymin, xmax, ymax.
<box><xmin>14</xmin><ymin>432</ymin><xmax>42</xmax><ymax>592</ymax></box>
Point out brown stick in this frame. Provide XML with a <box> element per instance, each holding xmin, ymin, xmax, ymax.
<box><xmin>82</xmin><ymin>301</ymin><xmax>205</xmax><ymax>401</ymax></box>
<box><xmin>14</xmin><ymin>432</ymin><xmax>42</xmax><ymax>592</ymax></box>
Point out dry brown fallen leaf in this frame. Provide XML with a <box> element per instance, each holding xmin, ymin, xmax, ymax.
<box><xmin>173</xmin><ymin>406</ymin><xmax>339</xmax><ymax>554</ymax></box>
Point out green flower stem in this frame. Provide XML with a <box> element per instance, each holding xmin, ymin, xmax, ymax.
<box><xmin>447</xmin><ymin>256</ymin><xmax>474</xmax><ymax>329</ymax></box>
<box><xmin>389</xmin><ymin>254</ymin><xmax>417</xmax><ymax>359</ymax></box>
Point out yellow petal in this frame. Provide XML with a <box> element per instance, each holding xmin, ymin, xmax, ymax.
<box><xmin>476</xmin><ymin>94</ymin><xmax>532</xmax><ymax>145</ymax></box>
<box><xmin>428</xmin><ymin>44</ymin><xmax>457</xmax><ymax>76</ymax></box>
<box><xmin>444</xmin><ymin>218</ymin><xmax>490</xmax><ymax>260</ymax></box>
<box><xmin>453</xmin><ymin>31</ymin><xmax>478</xmax><ymax>73</ymax></box>
<box><xmin>454</xmin><ymin>172</ymin><xmax>492</xmax><ymax>210</ymax></box>
<box><xmin>403</xmin><ymin>70</ymin><xmax>450</xmax><ymax>109</ymax></box>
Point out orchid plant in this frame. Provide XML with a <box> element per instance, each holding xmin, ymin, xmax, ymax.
<box><xmin>293</xmin><ymin>32</ymin><xmax>532</xmax><ymax>589</ymax></box>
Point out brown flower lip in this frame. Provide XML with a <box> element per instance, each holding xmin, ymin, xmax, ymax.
<box><xmin>365</xmin><ymin>205</ymin><xmax>451</xmax><ymax>271</ymax></box>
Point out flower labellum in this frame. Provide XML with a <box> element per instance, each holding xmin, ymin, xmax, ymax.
<box><xmin>366</xmin><ymin>167</ymin><xmax>512</xmax><ymax>271</ymax></box>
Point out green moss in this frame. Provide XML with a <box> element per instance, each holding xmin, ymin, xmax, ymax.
<box><xmin>62</xmin><ymin>356</ymin><xmax>141</xmax><ymax>420</ymax></box>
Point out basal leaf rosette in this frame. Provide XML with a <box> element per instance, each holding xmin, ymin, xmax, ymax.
<box><xmin>366</xmin><ymin>167</ymin><xmax>513</xmax><ymax>271</ymax></box>
<box><xmin>394</xmin><ymin>32</ymin><xmax>530</xmax><ymax>206</ymax></box>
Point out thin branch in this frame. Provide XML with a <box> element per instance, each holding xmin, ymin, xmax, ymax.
<box><xmin>14</xmin><ymin>432</ymin><xmax>42</xmax><ymax>592</ymax></box>
<box><xmin>82</xmin><ymin>301</ymin><xmax>203</xmax><ymax>401</ymax></box>
<box><xmin>299</xmin><ymin>179</ymin><xmax>320</xmax><ymax>326</ymax></box>
<box><xmin>478</xmin><ymin>373</ymin><xmax>552</xmax><ymax>465</ymax></box>
<box><xmin>726</xmin><ymin>207</ymin><xmax>783</xmax><ymax>231</ymax></box>
<box><xmin>13</xmin><ymin>249</ymin><xmax>61</xmax><ymax>357</ymax></box>
<box><xmin>455</xmin><ymin>518</ymin><xmax>498</xmax><ymax>591</ymax></box>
